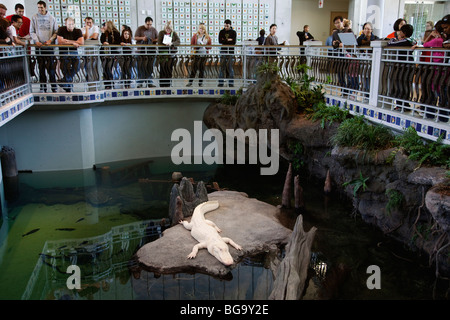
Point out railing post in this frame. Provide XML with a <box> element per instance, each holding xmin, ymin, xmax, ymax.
<box><xmin>369</xmin><ymin>41</ymin><xmax>387</xmax><ymax>107</ymax></box>
<box><xmin>242</xmin><ymin>44</ymin><xmax>247</xmax><ymax>88</ymax></box>
<box><xmin>22</xmin><ymin>45</ymin><xmax>32</xmax><ymax>95</ymax></box>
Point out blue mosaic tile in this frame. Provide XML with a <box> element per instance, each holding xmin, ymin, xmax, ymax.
<box><xmin>433</xmin><ymin>127</ymin><xmax>440</xmax><ymax>137</ymax></box>
<box><xmin>421</xmin><ymin>124</ymin><xmax>427</xmax><ymax>134</ymax></box>
<box><xmin>405</xmin><ymin>120</ymin><xmax>411</xmax><ymax>128</ymax></box>
<box><xmin>145</xmin><ymin>90</ymin><xmax>150</xmax><ymax>95</ymax></box>
<box><xmin>199</xmin><ymin>90</ymin><xmax>203</xmax><ymax>95</ymax></box>
<box><xmin>177</xmin><ymin>90</ymin><xmax>182</xmax><ymax>95</ymax></box>
<box><xmin>156</xmin><ymin>90</ymin><xmax>160</xmax><ymax>95</ymax></box>
<box><xmin>395</xmin><ymin>117</ymin><xmax>401</xmax><ymax>126</ymax></box>
<box><xmin>440</xmin><ymin>129</ymin><xmax>447</xmax><ymax>139</ymax></box>
<box><xmin>427</xmin><ymin>126</ymin><xmax>433</xmax><ymax>136</ymax></box>
<box><xmin>123</xmin><ymin>91</ymin><xmax>128</xmax><ymax>97</ymax></box>
<box><xmin>188</xmin><ymin>89</ymin><xmax>193</xmax><ymax>95</ymax></box>
<box><xmin>386</xmin><ymin>115</ymin><xmax>391</xmax><ymax>123</ymax></box>
<box><xmin>210</xmin><ymin>90</ymin><xmax>214</xmax><ymax>95</ymax></box>
<box><xmin>34</xmin><ymin>96</ymin><xmax>39</xmax><ymax>102</ymax></box>
<box><xmin>416</xmin><ymin>123</ymin><xmax>422</xmax><ymax>132</ymax></box>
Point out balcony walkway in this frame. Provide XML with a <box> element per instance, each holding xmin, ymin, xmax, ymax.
<box><xmin>1</xmin><ymin>43</ymin><xmax>449</xmax><ymax>144</ymax></box>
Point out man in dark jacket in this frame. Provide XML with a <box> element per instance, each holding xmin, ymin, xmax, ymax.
<box><xmin>296</xmin><ymin>25</ymin><xmax>314</xmax><ymax>45</ymax></box>
<box><xmin>218</xmin><ymin>19</ymin><xmax>236</xmax><ymax>87</ymax></box>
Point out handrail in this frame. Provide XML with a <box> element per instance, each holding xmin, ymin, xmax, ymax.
<box><xmin>0</xmin><ymin>43</ymin><xmax>449</xmax><ymax>143</ymax></box>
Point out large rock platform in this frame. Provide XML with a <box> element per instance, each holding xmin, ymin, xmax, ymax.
<box><xmin>135</xmin><ymin>190</ymin><xmax>292</xmax><ymax>277</ymax></box>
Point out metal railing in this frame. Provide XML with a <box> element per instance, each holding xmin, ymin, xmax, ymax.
<box><xmin>379</xmin><ymin>47</ymin><xmax>450</xmax><ymax>123</ymax></box>
<box><xmin>0</xmin><ymin>45</ymin><xmax>29</xmax><ymax>107</ymax></box>
<box><xmin>1</xmin><ymin>42</ymin><xmax>449</xmax><ymax>141</ymax></box>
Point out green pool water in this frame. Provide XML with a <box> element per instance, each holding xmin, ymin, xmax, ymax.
<box><xmin>0</xmin><ymin>157</ymin><xmax>447</xmax><ymax>300</ymax></box>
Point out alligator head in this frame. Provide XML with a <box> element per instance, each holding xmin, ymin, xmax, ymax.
<box><xmin>208</xmin><ymin>240</ymin><xmax>234</xmax><ymax>266</ymax></box>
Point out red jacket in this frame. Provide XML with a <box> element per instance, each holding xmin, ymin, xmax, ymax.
<box><xmin>190</xmin><ymin>33</ymin><xmax>212</xmax><ymax>53</ymax></box>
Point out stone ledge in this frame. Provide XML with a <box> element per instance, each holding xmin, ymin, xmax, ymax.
<box><xmin>135</xmin><ymin>190</ymin><xmax>292</xmax><ymax>277</ymax></box>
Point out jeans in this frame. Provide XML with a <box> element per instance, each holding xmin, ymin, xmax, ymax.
<box><xmin>36</xmin><ymin>47</ymin><xmax>57</xmax><ymax>92</ymax></box>
<box><xmin>219</xmin><ymin>54</ymin><xmax>234</xmax><ymax>86</ymax></box>
<box><xmin>188</xmin><ymin>56</ymin><xmax>207</xmax><ymax>84</ymax></box>
<box><xmin>60</xmin><ymin>49</ymin><xmax>80</xmax><ymax>92</ymax></box>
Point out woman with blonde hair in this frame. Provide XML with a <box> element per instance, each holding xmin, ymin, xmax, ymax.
<box><xmin>157</xmin><ymin>20</ymin><xmax>180</xmax><ymax>87</ymax></box>
<box><xmin>100</xmin><ymin>20</ymin><xmax>121</xmax><ymax>89</ymax></box>
<box><xmin>101</xmin><ymin>20</ymin><xmax>120</xmax><ymax>45</ymax></box>
<box><xmin>187</xmin><ymin>23</ymin><xmax>212</xmax><ymax>87</ymax></box>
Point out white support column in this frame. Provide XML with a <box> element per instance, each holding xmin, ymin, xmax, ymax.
<box><xmin>369</xmin><ymin>40</ymin><xmax>388</xmax><ymax>107</ymax></box>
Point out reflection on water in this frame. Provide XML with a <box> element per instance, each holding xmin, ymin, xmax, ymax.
<box><xmin>0</xmin><ymin>157</ymin><xmax>448</xmax><ymax>299</ymax></box>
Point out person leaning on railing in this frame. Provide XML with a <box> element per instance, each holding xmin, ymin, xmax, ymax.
<box><xmin>100</xmin><ymin>20</ymin><xmax>121</xmax><ymax>89</ymax></box>
<box><xmin>441</xmin><ymin>15</ymin><xmax>450</xmax><ymax>49</ymax></box>
<box><xmin>0</xmin><ymin>22</ymin><xmax>13</xmax><ymax>45</ymax></box>
<box><xmin>157</xmin><ymin>21</ymin><xmax>180</xmax><ymax>88</ymax></box>
<box><xmin>357</xmin><ymin>22</ymin><xmax>379</xmax><ymax>46</ymax></box>
<box><xmin>386</xmin><ymin>23</ymin><xmax>416</xmax><ymax>112</ymax></box>
<box><xmin>187</xmin><ymin>23</ymin><xmax>211</xmax><ymax>87</ymax></box>
<box><xmin>56</xmin><ymin>16</ymin><xmax>84</xmax><ymax>93</ymax></box>
<box><xmin>30</xmin><ymin>0</ymin><xmax>59</xmax><ymax>93</ymax></box>
<box><xmin>134</xmin><ymin>17</ymin><xmax>158</xmax><ymax>88</ymax></box>
<box><xmin>413</xmin><ymin>20</ymin><xmax>447</xmax><ymax>121</ymax></box>
<box><xmin>120</xmin><ymin>27</ymin><xmax>136</xmax><ymax>88</ymax></box>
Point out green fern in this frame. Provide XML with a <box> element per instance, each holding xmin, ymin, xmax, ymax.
<box><xmin>385</xmin><ymin>189</ymin><xmax>404</xmax><ymax>216</ymax></box>
<box><xmin>343</xmin><ymin>171</ymin><xmax>369</xmax><ymax>196</ymax></box>
<box><xmin>395</xmin><ymin>127</ymin><xmax>450</xmax><ymax>168</ymax></box>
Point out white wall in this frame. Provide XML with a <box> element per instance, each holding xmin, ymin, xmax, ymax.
<box><xmin>290</xmin><ymin>0</ymin><xmax>350</xmax><ymax>44</ymax></box>
<box><xmin>0</xmin><ymin>101</ymin><xmax>211</xmax><ymax>172</ymax></box>
<box><xmin>274</xmin><ymin>0</ymin><xmax>292</xmax><ymax>44</ymax></box>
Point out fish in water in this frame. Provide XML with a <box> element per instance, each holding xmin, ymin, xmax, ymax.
<box><xmin>76</xmin><ymin>218</ymin><xmax>85</xmax><ymax>223</ymax></box>
<box><xmin>55</xmin><ymin>228</ymin><xmax>76</xmax><ymax>231</ymax></box>
<box><xmin>22</xmin><ymin>228</ymin><xmax>40</xmax><ymax>237</ymax></box>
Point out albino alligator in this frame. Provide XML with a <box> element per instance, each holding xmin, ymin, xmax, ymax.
<box><xmin>179</xmin><ymin>200</ymin><xmax>242</xmax><ymax>266</ymax></box>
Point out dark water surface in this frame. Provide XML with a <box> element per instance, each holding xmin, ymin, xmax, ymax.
<box><xmin>0</xmin><ymin>157</ymin><xmax>447</xmax><ymax>300</ymax></box>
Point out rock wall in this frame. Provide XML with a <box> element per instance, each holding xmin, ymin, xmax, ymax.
<box><xmin>203</xmin><ymin>92</ymin><xmax>450</xmax><ymax>277</ymax></box>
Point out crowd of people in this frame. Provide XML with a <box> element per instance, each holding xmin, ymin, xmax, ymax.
<box><xmin>321</xmin><ymin>14</ymin><xmax>450</xmax><ymax>51</ymax></box>
<box><xmin>1</xmin><ymin>1</ymin><xmax>450</xmax><ymax>91</ymax></box>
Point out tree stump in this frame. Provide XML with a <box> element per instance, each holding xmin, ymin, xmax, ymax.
<box><xmin>1</xmin><ymin>146</ymin><xmax>19</xmax><ymax>201</ymax></box>
<box><xmin>168</xmin><ymin>177</ymin><xmax>208</xmax><ymax>225</ymax></box>
<box><xmin>269</xmin><ymin>215</ymin><xmax>317</xmax><ymax>300</ymax></box>
<box><xmin>282</xmin><ymin>163</ymin><xmax>292</xmax><ymax>208</ymax></box>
